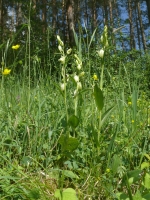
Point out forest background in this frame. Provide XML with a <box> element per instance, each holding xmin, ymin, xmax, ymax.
<box><xmin>1</xmin><ymin>0</ymin><xmax>150</xmax><ymax>56</ymax></box>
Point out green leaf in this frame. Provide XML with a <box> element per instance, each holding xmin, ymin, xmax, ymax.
<box><xmin>133</xmin><ymin>190</ymin><xmax>142</xmax><ymax>200</ymax></box>
<box><xmin>21</xmin><ymin>156</ymin><xmax>32</xmax><ymax>166</ymax></box>
<box><xmin>59</xmin><ymin>135</ymin><xmax>79</xmax><ymax>152</ymax></box>
<box><xmin>93</xmin><ymin>84</ymin><xmax>104</xmax><ymax>111</ymax></box>
<box><xmin>54</xmin><ymin>188</ymin><xmax>78</xmax><ymax>200</ymax></box>
<box><xmin>101</xmin><ymin>106</ymin><xmax>115</xmax><ymax>127</ymax></box>
<box><xmin>91</xmin><ymin>125</ymin><xmax>99</xmax><ymax>146</ymax></box>
<box><xmin>63</xmin><ymin>188</ymin><xmax>78</xmax><ymax>200</ymax></box>
<box><xmin>143</xmin><ymin>173</ymin><xmax>150</xmax><ymax>189</ymax></box>
<box><xmin>127</xmin><ymin>169</ymin><xmax>142</xmax><ymax>185</ymax></box>
<box><xmin>111</xmin><ymin>155</ymin><xmax>122</xmax><ymax>175</ymax></box>
<box><xmin>141</xmin><ymin>162</ymin><xmax>150</xmax><ymax>170</ymax></box>
<box><xmin>144</xmin><ymin>154</ymin><xmax>150</xmax><ymax>161</ymax></box>
<box><xmin>28</xmin><ymin>188</ymin><xmax>41</xmax><ymax>199</ymax></box>
<box><xmin>68</xmin><ymin>115</ymin><xmax>79</xmax><ymax>129</ymax></box>
<box><xmin>143</xmin><ymin>192</ymin><xmax>150</xmax><ymax>199</ymax></box>
<box><xmin>54</xmin><ymin>189</ymin><xmax>61</xmax><ymax>199</ymax></box>
<box><xmin>64</xmin><ymin>170</ymin><xmax>79</xmax><ymax>179</ymax></box>
<box><xmin>116</xmin><ymin>192</ymin><xmax>129</xmax><ymax>200</ymax></box>
<box><xmin>88</xmin><ymin>28</ymin><xmax>97</xmax><ymax>49</ymax></box>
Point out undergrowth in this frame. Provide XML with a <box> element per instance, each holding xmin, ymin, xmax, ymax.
<box><xmin>0</xmin><ymin>24</ymin><xmax>150</xmax><ymax>200</ymax></box>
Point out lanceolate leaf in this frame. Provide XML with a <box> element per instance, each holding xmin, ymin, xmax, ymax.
<box><xmin>93</xmin><ymin>84</ymin><xmax>104</xmax><ymax>111</ymax></box>
<box><xmin>100</xmin><ymin>106</ymin><xmax>115</xmax><ymax>127</ymax></box>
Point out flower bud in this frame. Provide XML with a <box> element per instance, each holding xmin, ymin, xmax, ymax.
<box><xmin>57</xmin><ymin>35</ymin><xmax>64</xmax><ymax>46</ymax></box>
<box><xmin>105</xmin><ymin>40</ymin><xmax>109</xmax><ymax>47</ymax></box>
<box><xmin>74</xmin><ymin>89</ymin><xmax>78</xmax><ymax>97</ymax></box>
<box><xmin>74</xmin><ymin>54</ymin><xmax>81</xmax><ymax>63</ymax></box>
<box><xmin>57</xmin><ymin>35</ymin><xmax>61</xmax><ymax>41</ymax></box>
<box><xmin>79</xmin><ymin>71</ymin><xmax>85</xmax><ymax>77</ymax></box>
<box><xmin>97</xmin><ymin>49</ymin><xmax>104</xmax><ymax>58</ymax></box>
<box><xmin>74</xmin><ymin>54</ymin><xmax>78</xmax><ymax>59</ymax></box>
<box><xmin>59</xmin><ymin>56</ymin><xmax>66</xmax><ymax>64</ymax></box>
<box><xmin>60</xmin><ymin>83</ymin><xmax>66</xmax><ymax>91</ymax></box>
<box><xmin>58</xmin><ymin>45</ymin><xmax>63</xmax><ymax>53</ymax></box>
<box><xmin>100</xmin><ymin>35</ymin><xmax>103</xmax><ymax>43</ymax></box>
<box><xmin>77</xmin><ymin>64</ymin><xmax>82</xmax><ymax>70</ymax></box>
<box><xmin>74</xmin><ymin>75</ymin><xmax>79</xmax><ymax>82</ymax></box>
<box><xmin>77</xmin><ymin>82</ymin><xmax>82</xmax><ymax>90</ymax></box>
<box><xmin>67</xmin><ymin>48</ymin><xmax>72</xmax><ymax>55</ymax></box>
<box><xmin>104</xmin><ymin>25</ymin><xmax>108</xmax><ymax>33</ymax></box>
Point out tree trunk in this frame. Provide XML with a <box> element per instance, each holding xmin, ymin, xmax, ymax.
<box><xmin>66</xmin><ymin>0</ymin><xmax>75</xmax><ymax>47</ymax></box>
<box><xmin>128</xmin><ymin>0</ymin><xmax>135</xmax><ymax>50</ymax></box>
<box><xmin>92</xmin><ymin>0</ymin><xmax>97</xmax><ymax>31</ymax></box>
<box><xmin>42</xmin><ymin>0</ymin><xmax>47</xmax><ymax>34</ymax></box>
<box><xmin>52</xmin><ymin>0</ymin><xmax>56</xmax><ymax>31</ymax></box>
<box><xmin>113</xmin><ymin>0</ymin><xmax>124</xmax><ymax>49</ymax></box>
<box><xmin>103</xmin><ymin>0</ymin><xmax>108</xmax><ymax>25</ymax></box>
<box><xmin>137</xmin><ymin>0</ymin><xmax>146</xmax><ymax>50</ymax></box>
<box><xmin>109</xmin><ymin>0</ymin><xmax>115</xmax><ymax>46</ymax></box>
<box><xmin>135</xmin><ymin>0</ymin><xmax>141</xmax><ymax>50</ymax></box>
<box><xmin>84</xmin><ymin>0</ymin><xmax>88</xmax><ymax>27</ymax></box>
<box><xmin>32</xmin><ymin>0</ymin><xmax>37</xmax><ymax>13</ymax></box>
<box><xmin>0</xmin><ymin>0</ymin><xmax>3</xmax><ymax>41</ymax></box>
<box><xmin>16</xmin><ymin>2</ymin><xmax>22</xmax><ymax>28</ymax></box>
<box><xmin>146</xmin><ymin>0</ymin><xmax>150</xmax><ymax>23</ymax></box>
<box><xmin>62</xmin><ymin>0</ymin><xmax>66</xmax><ymax>42</ymax></box>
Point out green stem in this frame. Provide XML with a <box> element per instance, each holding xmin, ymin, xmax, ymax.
<box><xmin>75</xmin><ymin>95</ymin><xmax>78</xmax><ymax>116</ymax></box>
<box><xmin>27</xmin><ymin>1</ymin><xmax>31</xmax><ymax>112</ymax></box>
<box><xmin>125</xmin><ymin>173</ymin><xmax>133</xmax><ymax>200</ymax></box>
<box><xmin>98</xmin><ymin>59</ymin><xmax>104</xmax><ymax>140</ymax></box>
<box><xmin>63</xmin><ymin>65</ymin><xmax>68</xmax><ymax>122</ymax></box>
<box><xmin>100</xmin><ymin>60</ymin><xmax>104</xmax><ymax>90</ymax></box>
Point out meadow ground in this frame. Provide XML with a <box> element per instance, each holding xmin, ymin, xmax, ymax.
<box><xmin>0</xmin><ymin>29</ymin><xmax>150</xmax><ymax>200</ymax></box>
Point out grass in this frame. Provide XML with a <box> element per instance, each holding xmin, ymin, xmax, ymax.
<box><xmin>0</xmin><ymin>26</ymin><xmax>150</xmax><ymax>200</ymax></box>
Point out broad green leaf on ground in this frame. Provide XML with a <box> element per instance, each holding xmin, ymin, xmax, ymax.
<box><xmin>116</xmin><ymin>192</ymin><xmax>129</xmax><ymax>200</ymax></box>
<box><xmin>111</xmin><ymin>155</ymin><xmax>122</xmax><ymax>175</ymax></box>
<box><xmin>141</xmin><ymin>162</ymin><xmax>149</xmax><ymax>170</ymax></box>
<box><xmin>28</xmin><ymin>188</ymin><xmax>41</xmax><ymax>199</ymax></box>
<box><xmin>93</xmin><ymin>84</ymin><xmax>104</xmax><ymax>111</ymax></box>
<box><xmin>127</xmin><ymin>169</ymin><xmax>142</xmax><ymax>185</ymax></box>
<box><xmin>54</xmin><ymin>188</ymin><xmax>78</xmax><ymax>200</ymax></box>
<box><xmin>68</xmin><ymin>115</ymin><xmax>79</xmax><ymax>129</ymax></box>
<box><xmin>64</xmin><ymin>170</ymin><xmax>79</xmax><ymax>179</ymax></box>
<box><xmin>144</xmin><ymin>154</ymin><xmax>150</xmax><ymax>161</ymax></box>
<box><xmin>143</xmin><ymin>192</ymin><xmax>150</xmax><ymax>199</ymax></box>
<box><xmin>143</xmin><ymin>173</ymin><xmax>150</xmax><ymax>189</ymax></box>
<box><xmin>58</xmin><ymin>135</ymin><xmax>79</xmax><ymax>152</ymax></box>
<box><xmin>133</xmin><ymin>190</ymin><xmax>142</xmax><ymax>200</ymax></box>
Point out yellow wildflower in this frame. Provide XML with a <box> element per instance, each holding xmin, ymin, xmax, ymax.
<box><xmin>132</xmin><ymin>120</ymin><xmax>134</xmax><ymax>123</ymax></box>
<box><xmin>2</xmin><ymin>68</ymin><xmax>11</xmax><ymax>75</ymax></box>
<box><xmin>93</xmin><ymin>74</ymin><xmax>98</xmax><ymax>81</ymax></box>
<box><xmin>12</xmin><ymin>44</ymin><xmax>20</xmax><ymax>50</ymax></box>
<box><xmin>128</xmin><ymin>101</ymin><xmax>132</xmax><ymax>105</ymax></box>
<box><xmin>106</xmin><ymin>168</ymin><xmax>111</xmax><ymax>173</ymax></box>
